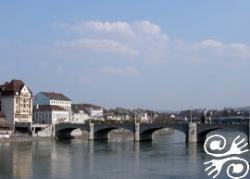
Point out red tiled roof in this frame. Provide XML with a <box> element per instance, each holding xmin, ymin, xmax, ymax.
<box><xmin>0</xmin><ymin>79</ymin><xmax>30</xmax><ymax>96</ymax></box>
<box><xmin>41</xmin><ymin>92</ymin><xmax>71</xmax><ymax>101</ymax></box>
<box><xmin>33</xmin><ymin>105</ymin><xmax>67</xmax><ymax>112</ymax></box>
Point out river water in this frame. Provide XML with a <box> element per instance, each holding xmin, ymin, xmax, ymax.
<box><xmin>0</xmin><ymin>130</ymin><xmax>249</xmax><ymax>179</ymax></box>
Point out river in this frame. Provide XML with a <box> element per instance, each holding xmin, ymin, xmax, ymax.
<box><xmin>0</xmin><ymin>130</ymin><xmax>249</xmax><ymax>179</ymax></box>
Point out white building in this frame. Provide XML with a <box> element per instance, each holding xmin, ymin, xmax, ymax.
<box><xmin>140</xmin><ymin>112</ymin><xmax>149</xmax><ymax>122</ymax></box>
<box><xmin>72</xmin><ymin>104</ymin><xmax>104</xmax><ymax>121</ymax></box>
<box><xmin>106</xmin><ymin>113</ymin><xmax>130</xmax><ymax>121</ymax></box>
<box><xmin>33</xmin><ymin>105</ymin><xmax>68</xmax><ymax>124</ymax></box>
<box><xmin>0</xmin><ymin>79</ymin><xmax>33</xmax><ymax>129</ymax></box>
<box><xmin>34</xmin><ymin>92</ymin><xmax>71</xmax><ymax>122</ymax></box>
<box><xmin>71</xmin><ymin>104</ymin><xmax>89</xmax><ymax>123</ymax></box>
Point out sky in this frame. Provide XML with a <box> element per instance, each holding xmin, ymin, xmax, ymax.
<box><xmin>0</xmin><ymin>0</ymin><xmax>250</xmax><ymax>111</ymax></box>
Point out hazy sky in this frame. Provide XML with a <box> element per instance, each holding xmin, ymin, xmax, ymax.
<box><xmin>1</xmin><ymin>1</ymin><xmax>250</xmax><ymax>111</ymax></box>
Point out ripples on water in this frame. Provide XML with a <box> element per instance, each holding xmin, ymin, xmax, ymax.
<box><xmin>0</xmin><ymin>130</ymin><xmax>249</xmax><ymax>179</ymax></box>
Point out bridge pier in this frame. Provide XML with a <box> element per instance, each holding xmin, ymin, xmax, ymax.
<box><xmin>52</xmin><ymin>124</ymin><xmax>55</xmax><ymax>137</ymax></box>
<box><xmin>188</xmin><ymin>123</ymin><xmax>197</xmax><ymax>143</ymax></box>
<box><xmin>88</xmin><ymin>123</ymin><xmax>94</xmax><ymax>140</ymax></box>
<box><xmin>88</xmin><ymin>123</ymin><xmax>111</xmax><ymax>140</ymax></box>
<box><xmin>134</xmin><ymin>122</ymin><xmax>140</xmax><ymax>142</ymax></box>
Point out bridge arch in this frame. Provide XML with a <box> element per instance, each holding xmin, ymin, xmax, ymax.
<box><xmin>94</xmin><ymin>126</ymin><xmax>134</xmax><ymax>140</ymax></box>
<box><xmin>55</xmin><ymin>124</ymin><xmax>90</xmax><ymax>139</ymax></box>
<box><xmin>56</xmin><ymin>128</ymin><xmax>89</xmax><ymax>139</ymax></box>
<box><xmin>139</xmin><ymin>125</ymin><xmax>188</xmax><ymax>142</ymax></box>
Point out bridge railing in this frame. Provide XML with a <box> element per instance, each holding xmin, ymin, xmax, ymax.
<box><xmin>199</xmin><ymin>117</ymin><xmax>249</xmax><ymax>125</ymax></box>
<box><xmin>88</xmin><ymin>119</ymin><xmax>188</xmax><ymax>125</ymax></box>
<box><xmin>55</xmin><ymin>118</ymin><xmax>249</xmax><ymax>127</ymax></box>
<box><xmin>88</xmin><ymin>119</ymin><xmax>134</xmax><ymax>125</ymax></box>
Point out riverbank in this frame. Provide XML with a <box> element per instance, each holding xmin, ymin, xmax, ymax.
<box><xmin>0</xmin><ymin>128</ymin><xmax>176</xmax><ymax>143</ymax></box>
<box><xmin>0</xmin><ymin>135</ymin><xmax>52</xmax><ymax>143</ymax></box>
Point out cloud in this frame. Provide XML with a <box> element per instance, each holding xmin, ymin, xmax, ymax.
<box><xmin>195</xmin><ymin>39</ymin><xmax>223</xmax><ymax>49</ymax></box>
<box><xmin>194</xmin><ymin>39</ymin><xmax>246</xmax><ymax>57</ymax></box>
<box><xmin>58</xmin><ymin>20</ymin><xmax>165</xmax><ymax>37</ymax></box>
<box><xmin>53</xmin><ymin>20</ymin><xmax>250</xmax><ymax>65</ymax></box>
<box><xmin>133</xmin><ymin>20</ymin><xmax>161</xmax><ymax>35</ymax></box>
<box><xmin>172</xmin><ymin>39</ymin><xmax>250</xmax><ymax>63</ymax></box>
<box><xmin>56</xmin><ymin>38</ymin><xmax>138</xmax><ymax>56</ymax></box>
<box><xmin>99</xmin><ymin>66</ymin><xmax>140</xmax><ymax>76</ymax></box>
<box><xmin>66</xmin><ymin>21</ymin><xmax>135</xmax><ymax>38</ymax></box>
<box><xmin>55</xmin><ymin>20</ymin><xmax>169</xmax><ymax>62</ymax></box>
<box><xmin>224</xmin><ymin>43</ymin><xmax>250</xmax><ymax>58</ymax></box>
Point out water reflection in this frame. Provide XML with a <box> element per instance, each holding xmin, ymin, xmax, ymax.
<box><xmin>0</xmin><ymin>130</ymin><xmax>249</xmax><ymax>179</ymax></box>
<box><xmin>50</xmin><ymin>141</ymin><xmax>71</xmax><ymax>178</ymax></box>
<box><xmin>13</xmin><ymin>142</ymin><xmax>33</xmax><ymax>179</ymax></box>
<box><xmin>0</xmin><ymin>142</ymin><xmax>33</xmax><ymax>179</ymax></box>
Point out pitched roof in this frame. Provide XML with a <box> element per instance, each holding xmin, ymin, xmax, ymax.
<box><xmin>0</xmin><ymin>79</ymin><xmax>31</xmax><ymax>96</ymax></box>
<box><xmin>41</xmin><ymin>92</ymin><xmax>71</xmax><ymax>101</ymax></box>
<box><xmin>33</xmin><ymin>105</ymin><xmax>67</xmax><ymax>112</ymax></box>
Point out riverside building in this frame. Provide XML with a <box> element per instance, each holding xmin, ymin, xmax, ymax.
<box><xmin>33</xmin><ymin>105</ymin><xmax>69</xmax><ymax>124</ymax></box>
<box><xmin>0</xmin><ymin>79</ymin><xmax>33</xmax><ymax>131</ymax></box>
<box><xmin>33</xmin><ymin>92</ymin><xmax>72</xmax><ymax>123</ymax></box>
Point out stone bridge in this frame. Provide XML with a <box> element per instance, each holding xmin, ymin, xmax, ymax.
<box><xmin>54</xmin><ymin>120</ymin><xmax>250</xmax><ymax>143</ymax></box>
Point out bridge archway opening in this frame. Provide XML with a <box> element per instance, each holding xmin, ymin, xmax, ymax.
<box><xmin>71</xmin><ymin>129</ymin><xmax>89</xmax><ymax>139</ymax></box>
<box><xmin>94</xmin><ymin>127</ymin><xmax>134</xmax><ymax>141</ymax></box>
<box><xmin>56</xmin><ymin>128</ymin><xmax>89</xmax><ymax>139</ymax></box>
<box><xmin>140</xmin><ymin>127</ymin><xmax>187</xmax><ymax>142</ymax></box>
<box><xmin>153</xmin><ymin>128</ymin><xmax>186</xmax><ymax>143</ymax></box>
<box><xmin>108</xmin><ymin>129</ymin><xmax>134</xmax><ymax>142</ymax></box>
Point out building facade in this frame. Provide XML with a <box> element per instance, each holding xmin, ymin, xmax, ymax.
<box><xmin>0</xmin><ymin>80</ymin><xmax>33</xmax><ymax>129</ymax></box>
<box><xmin>34</xmin><ymin>92</ymin><xmax>71</xmax><ymax>122</ymax></box>
<box><xmin>71</xmin><ymin>104</ymin><xmax>89</xmax><ymax>123</ymax></box>
<box><xmin>72</xmin><ymin>104</ymin><xmax>104</xmax><ymax>121</ymax></box>
<box><xmin>106</xmin><ymin>113</ymin><xmax>130</xmax><ymax>121</ymax></box>
<box><xmin>33</xmin><ymin>105</ymin><xmax>68</xmax><ymax>124</ymax></box>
